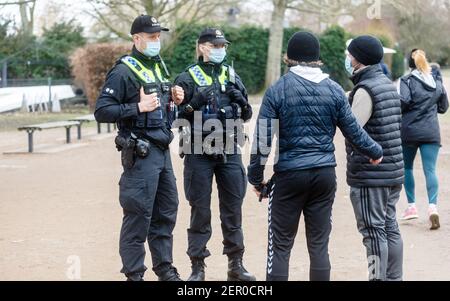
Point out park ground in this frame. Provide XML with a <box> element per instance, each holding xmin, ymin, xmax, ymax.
<box><xmin>0</xmin><ymin>77</ymin><xmax>450</xmax><ymax>281</ymax></box>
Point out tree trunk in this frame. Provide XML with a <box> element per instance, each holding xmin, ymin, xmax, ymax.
<box><xmin>265</xmin><ymin>0</ymin><xmax>287</xmax><ymax>89</ymax></box>
<box><xmin>19</xmin><ymin>0</ymin><xmax>36</xmax><ymax>35</ymax></box>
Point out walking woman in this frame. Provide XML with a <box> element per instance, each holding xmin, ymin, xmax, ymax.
<box><xmin>248</xmin><ymin>32</ymin><xmax>383</xmax><ymax>281</ymax></box>
<box><xmin>400</xmin><ymin>49</ymin><xmax>449</xmax><ymax>230</ymax></box>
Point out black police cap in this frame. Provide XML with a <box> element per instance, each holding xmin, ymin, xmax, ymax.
<box><xmin>198</xmin><ymin>28</ymin><xmax>230</xmax><ymax>45</ymax></box>
<box><xmin>130</xmin><ymin>15</ymin><xmax>169</xmax><ymax>35</ymax></box>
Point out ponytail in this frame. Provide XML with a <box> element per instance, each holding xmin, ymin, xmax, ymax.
<box><xmin>412</xmin><ymin>49</ymin><xmax>431</xmax><ymax>74</ymax></box>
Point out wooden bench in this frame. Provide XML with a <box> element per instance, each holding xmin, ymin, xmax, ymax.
<box><xmin>18</xmin><ymin>121</ymin><xmax>81</xmax><ymax>153</ymax></box>
<box><xmin>69</xmin><ymin>114</ymin><xmax>117</xmax><ymax>140</ymax></box>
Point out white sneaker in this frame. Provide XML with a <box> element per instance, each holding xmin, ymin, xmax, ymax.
<box><xmin>428</xmin><ymin>206</ymin><xmax>440</xmax><ymax>230</ymax></box>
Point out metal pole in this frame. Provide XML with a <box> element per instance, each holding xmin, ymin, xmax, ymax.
<box><xmin>27</xmin><ymin>130</ymin><xmax>34</xmax><ymax>153</ymax></box>
<box><xmin>48</xmin><ymin>77</ymin><xmax>52</xmax><ymax>110</ymax></box>
<box><xmin>2</xmin><ymin>60</ymin><xmax>7</xmax><ymax>88</ymax></box>
<box><xmin>66</xmin><ymin>127</ymin><xmax>71</xmax><ymax>144</ymax></box>
<box><xmin>77</xmin><ymin>124</ymin><xmax>82</xmax><ymax>140</ymax></box>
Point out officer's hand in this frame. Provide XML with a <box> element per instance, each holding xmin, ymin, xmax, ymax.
<box><xmin>190</xmin><ymin>86</ymin><xmax>214</xmax><ymax>110</ymax></box>
<box><xmin>241</xmin><ymin>105</ymin><xmax>253</xmax><ymax>121</ymax></box>
<box><xmin>138</xmin><ymin>87</ymin><xmax>160</xmax><ymax>113</ymax></box>
<box><xmin>370</xmin><ymin>156</ymin><xmax>383</xmax><ymax>165</ymax></box>
<box><xmin>226</xmin><ymin>86</ymin><xmax>247</xmax><ymax>107</ymax></box>
<box><xmin>171</xmin><ymin>85</ymin><xmax>185</xmax><ymax>106</ymax></box>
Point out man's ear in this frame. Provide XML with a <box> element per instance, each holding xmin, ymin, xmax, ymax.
<box><xmin>132</xmin><ymin>34</ymin><xmax>140</xmax><ymax>44</ymax></box>
<box><xmin>352</xmin><ymin>57</ymin><xmax>362</xmax><ymax>69</ymax></box>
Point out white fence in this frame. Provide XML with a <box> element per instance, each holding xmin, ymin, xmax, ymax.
<box><xmin>0</xmin><ymin>85</ymin><xmax>76</xmax><ymax>113</ymax></box>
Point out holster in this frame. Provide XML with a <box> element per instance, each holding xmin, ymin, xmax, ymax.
<box><xmin>115</xmin><ymin>135</ymin><xmax>136</xmax><ymax>169</ymax></box>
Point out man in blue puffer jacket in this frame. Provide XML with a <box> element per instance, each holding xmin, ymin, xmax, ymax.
<box><xmin>247</xmin><ymin>32</ymin><xmax>383</xmax><ymax>281</ymax></box>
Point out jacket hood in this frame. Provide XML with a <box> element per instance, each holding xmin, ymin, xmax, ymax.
<box><xmin>411</xmin><ymin>69</ymin><xmax>437</xmax><ymax>90</ymax></box>
<box><xmin>290</xmin><ymin>65</ymin><xmax>329</xmax><ymax>84</ymax></box>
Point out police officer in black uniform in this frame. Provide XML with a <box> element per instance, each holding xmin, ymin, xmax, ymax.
<box><xmin>174</xmin><ymin>28</ymin><xmax>255</xmax><ymax>281</ymax></box>
<box><xmin>94</xmin><ymin>15</ymin><xmax>185</xmax><ymax>281</ymax></box>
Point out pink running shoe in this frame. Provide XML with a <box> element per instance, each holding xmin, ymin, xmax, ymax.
<box><xmin>402</xmin><ymin>206</ymin><xmax>419</xmax><ymax>220</ymax></box>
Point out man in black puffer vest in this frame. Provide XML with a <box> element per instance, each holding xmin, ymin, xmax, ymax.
<box><xmin>345</xmin><ymin>36</ymin><xmax>404</xmax><ymax>281</ymax></box>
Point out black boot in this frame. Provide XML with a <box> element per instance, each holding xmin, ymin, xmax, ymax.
<box><xmin>187</xmin><ymin>258</ymin><xmax>206</xmax><ymax>281</ymax></box>
<box><xmin>126</xmin><ymin>273</ymin><xmax>144</xmax><ymax>281</ymax></box>
<box><xmin>158</xmin><ymin>266</ymin><xmax>183</xmax><ymax>281</ymax></box>
<box><xmin>227</xmin><ymin>256</ymin><xmax>256</xmax><ymax>281</ymax></box>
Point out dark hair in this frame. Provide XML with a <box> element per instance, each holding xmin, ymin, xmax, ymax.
<box><xmin>283</xmin><ymin>54</ymin><xmax>323</xmax><ymax>68</ymax></box>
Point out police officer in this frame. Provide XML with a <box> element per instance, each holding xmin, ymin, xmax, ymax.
<box><xmin>174</xmin><ymin>28</ymin><xmax>255</xmax><ymax>281</ymax></box>
<box><xmin>94</xmin><ymin>15</ymin><xmax>185</xmax><ymax>281</ymax></box>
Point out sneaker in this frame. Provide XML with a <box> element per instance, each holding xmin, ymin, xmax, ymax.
<box><xmin>402</xmin><ymin>206</ymin><xmax>419</xmax><ymax>220</ymax></box>
<box><xmin>429</xmin><ymin>207</ymin><xmax>440</xmax><ymax>230</ymax></box>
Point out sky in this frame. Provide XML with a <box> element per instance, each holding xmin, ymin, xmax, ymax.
<box><xmin>1</xmin><ymin>0</ymin><xmax>94</xmax><ymax>36</ymax></box>
<box><xmin>0</xmin><ymin>0</ymin><xmax>274</xmax><ymax>37</ymax></box>
<box><xmin>0</xmin><ymin>0</ymin><xmax>327</xmax><ymax>38</ymax></box>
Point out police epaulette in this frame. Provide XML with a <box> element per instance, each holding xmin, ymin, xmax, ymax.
<box><xmin>114</xmin><ymin>55</ymin><xmax>129</xmax><ymax>66</ymax></box>
<box><xmin>184</xmin><ymin>64</ymin><xmax>198</xmax><ymax>72</ymax></box>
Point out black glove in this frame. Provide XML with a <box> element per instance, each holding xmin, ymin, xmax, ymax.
<box><xmin>255</xmin><ymin>183</ymin><xmax>269</xmax><ymax>202</ymax></box>
<box><xmin>226</xmin><ymin>85</ymin><xmax>247</xmax><ymax>108</ymax></box>
<box><xmin>241</xmin><ymin>104</ymin><xmax>253</xmax><ymax>121</ymax></box>
<box><xmin>255</xmin><ymin>179</ymin><xmax>273</xmax><ymax>202</ymax></box>
<box><xmin>190</xmin><ymin>86</ymin><xmax>215</xmax><ymax>110</ymax></box>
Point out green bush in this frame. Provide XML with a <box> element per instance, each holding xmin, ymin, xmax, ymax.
<box><xmin>0</xmin><ymin>20</ymin><xmax>85</xmax><ymax>79</ymax></box>
<box><xmin>163</xmin><ymin>24</ymin><xmax>313</xmax><ymax>94</ymax></box>
<box><xmin>224</xmin><ymin>26</ymin><xmax>270</xmax><ymax>94</ymax></box>
<box><xmin>34</xmin><ymin>21</ymin><xmax>86</xmax><ymax>78</ymax></box>
<box><xmin>319</xmin><ymin>26</ymin><xmax>352</xmax><ymax>91</ymax></box>
<box><xmin>371</xmin><ymin>35</ymin><xmax>406</xmax><ymax>81</ymax></box>
<box><xmin>377</xmin><ymin>35</ymin><xmax>393</xmax><ymax>48</ymax></box>
<box><xmin>163</xmin><ymin>23</ymin><xmax>269</xmax><ymax>94</ymax></box>
<box><xmin>76</xmin><ymin>23</ymin><xmax>408</xmax><ymax>95</ymax></box>
<box><xmin>162</xmin><ymin>22</ymin><xmax>203</xmax><ymax>76</ymax></box>
<box><xmin>392</xmin><ymin>47</ymin><xmax>406</xmax><ymax>81</ymax></box>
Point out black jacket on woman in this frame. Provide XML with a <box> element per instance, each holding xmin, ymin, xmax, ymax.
<box><xmin>399</xmin><ymin>72</ymin><xmax>449</xmax><ymax>146</ymax></box>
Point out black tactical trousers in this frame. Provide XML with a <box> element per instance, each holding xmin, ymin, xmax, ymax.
<box><xmin>183</xmin><ymin>154</ymin><xmax>247</xmax><ymax>259</ymax></box>
<box><xmin>118</xmin><ymin>142</ymin><xmax>179</xmax><ymax>279</ymax></box>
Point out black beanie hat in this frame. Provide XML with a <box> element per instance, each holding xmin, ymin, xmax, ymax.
<box><xmin>409</xmin><ymin>48</ymin><xmax>419</xmax><ymax>69</ymax></box>
<box><xmin>348</xmin><ymin>35</ymin><xmax>384</xmax><ymax>66</ymax></box>
<box><xmin>287</xmin><ymin>31</ymin><xmax>320</xmax><ymax>63</ymax></box>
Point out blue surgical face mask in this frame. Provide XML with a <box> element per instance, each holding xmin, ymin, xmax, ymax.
<box><xmin>143</xmin><ymin>40</ymin><xmax>161</xmax><ymax>58</ymax></box>
<box><xmin>345</xmin><ymin>55</ymin><xmax>355</xmax><ymax>75</ymax></box>
<box><xmin>209</xmin><ymin>47</ymin><xmax>226</xmax><ymax>64</ymax></box>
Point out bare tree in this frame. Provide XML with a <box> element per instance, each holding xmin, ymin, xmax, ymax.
<box><xmin>265</xmin><ymin>0</ymin><xmax>288</xmax><ymax>89</ymax></box>
<box><xmin>384</xmin><ymin>0</ymin><xmax>450</xmax><ymax>61</ymax></box>
<box><xmin>18</xmin><ymin>0</ymin><xmax>36</xmax><ymax>34</ymax></box>
<box><xmin>86</xmin><ymin>0</ymin><xmax>239</xmax><ymax>43</ymax></box>
<box><xmin>0</xmin><ymin>0</ymin><xmax>35</xmax><ymax>5</ymax></box>
<box><xmin>264</xmin><ymin>0</ymin><xmax>357</xmax><ymax>88</ymax></box>
<box><xmin>0</xmin><ymin>0</ymin><xmax>37</xmax><ymax>34</ymax></box>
